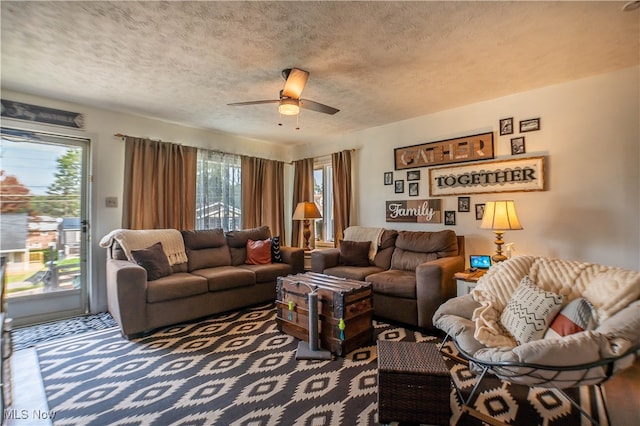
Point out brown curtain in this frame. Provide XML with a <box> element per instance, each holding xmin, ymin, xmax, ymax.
<box><xmin>241</xmin><ymin>156</ymin><xmax>285</xmax><ymax>238</ymax></box>
<box><xmin>292</xmin><ymin>158</ymin><xmax>314</xmax><ymax>247</ymax></box>
<box><xmin>122</xmin><ymin>137</ymin><xmax>197</xmax><ymax>230</ymax></box>
<box><xmin>332</xmin><ymin>150</ymin><xmax>353</xmax><ymax>243</ymax></box>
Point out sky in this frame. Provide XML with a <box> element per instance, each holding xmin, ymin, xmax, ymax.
<box><xmin>0</xmin><ymin>138</ymin><xmax>66</xmax><ymax>195</ymax></box>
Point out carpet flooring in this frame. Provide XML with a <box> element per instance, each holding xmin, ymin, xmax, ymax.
<box><xmin>35</xmin><ymin>304</ymin><xmax>604</xmax><ymax>425</ymax></box>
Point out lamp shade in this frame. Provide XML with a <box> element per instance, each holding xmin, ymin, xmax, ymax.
<box><xmin>292</xmin><ymin>201</ymin><xmax>322</xmax><ymax>220</ymax></box>
<box><xmin>480</xmin><ymin>201</ymin><xmax>523</xmax><ymax>230</ymax></box>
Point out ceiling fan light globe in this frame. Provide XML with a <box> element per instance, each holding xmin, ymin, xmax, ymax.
<box><xmin>278</xmin><ymin>99</ymin><xmax>300</xmax><ymax>116</ymax></box>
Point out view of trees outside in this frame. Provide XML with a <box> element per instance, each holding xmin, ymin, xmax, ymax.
<box><xmin>195</xmin><ymin>150</ymin><xmax>242</xmax><ymax>231</ymax></box>
<box><xmin>0</xmin><ymin>137</ymin><xmax>82</xmax><ymax>296</ymax></box>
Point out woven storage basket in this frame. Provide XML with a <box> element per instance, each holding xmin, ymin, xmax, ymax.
<box><xmin>377</xmin><ymin>341</ymin><xmax>451</xmax><ymax>425</ymax></box>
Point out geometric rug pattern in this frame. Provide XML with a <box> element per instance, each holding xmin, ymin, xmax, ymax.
<box><xmin>36</xmin><ymin>304</ymin><xmax>602</xmax><ymax>425</ymax></box>
<box><xmin>12</xmin><ymin>312</ymin><xmax>117</xmax><ymax>351</ymax></box>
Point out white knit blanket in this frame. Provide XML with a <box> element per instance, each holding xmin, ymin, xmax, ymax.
<box><xmin>99</xmin><ymin>229</ymin><xmax>188</xmax><ymax>266</ymax></box>
<box><xmin>471</xmin><ymin>255</ymin><xmax>640</xmax><ymax>348</ymax></box>
<box><xmin>343</xmin><ymin>226</ymin><xmax>384</xmax><ymax>261</ymax></box>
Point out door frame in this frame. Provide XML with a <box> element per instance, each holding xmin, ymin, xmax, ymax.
<box><xmin>1</xmin><ymin>121</ymin><xmax>93</xmax><ymax>326</ymax></box>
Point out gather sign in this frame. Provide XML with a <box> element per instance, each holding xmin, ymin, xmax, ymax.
<box><xmin>385</xmin><ymin>199</ymin><xmax>442</xmax><ymax>223</ymax></box>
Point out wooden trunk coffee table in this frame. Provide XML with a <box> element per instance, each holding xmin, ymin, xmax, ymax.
<box><xmin>276</xmin><ymin>272</ymin><xmax>373</xmax><ymax>357</ymax></box>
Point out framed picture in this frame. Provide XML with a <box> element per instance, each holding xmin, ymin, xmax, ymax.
<box><xmin>444</xmin><ymin>211</ymin><xmax>456</xmax><ymax>226</ymax></box>
<box><xmin>457</xmin><ymin>196</ymin><xmax>470</xmax><ymax>212</ymax></box>
<box><xmin>511</xmin><ymin>137</ymin><xmax>526</xmax><ymax>155</ymax></box>
<box><xmin>520</xmin><ymin>118</ymin><xmax>540</xmax><ymax>133</ymax></box>
<box><xmin>409</xmin><ymin>182</ymin><xmax>419</xmax><ymax>196</ymax></box>
<box><xmin>384</xmin><ymin>171</ymin><xmax>393</xmax><ymax>185</ymax></box>
<box><xmin>499</xmin><ymin>117</ymin><xmax>514</xmax><ymax>136</ymax></box>
<box><xmin>394</xmin><ymin>180</ymin><xmax>404</xmax><ymax>193</ymax></box>
<box><xmin>407</xmin><ymin>170</ymin><xmax>421</xmax><ymax>181</ymax></box>
<box><xmin>475</xmin><ymin>203</ymin><xmax>486</xmax><ymax>220</ymax></box>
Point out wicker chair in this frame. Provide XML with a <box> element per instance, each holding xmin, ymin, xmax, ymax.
<box><xmin>433</xmin><ymin>255</ymin><xmax>640</xmax><ymax>426</ymax></box>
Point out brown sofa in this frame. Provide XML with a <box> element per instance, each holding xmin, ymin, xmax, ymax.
<box><xmin>311</xmin><ymin>228</ymin><xmax>464</xmax><ymax>329</ymax></box>
<box><xmin>103</xmin><ymin>226</ymin><xmax>304</xmax><ymax>338</ymax></box>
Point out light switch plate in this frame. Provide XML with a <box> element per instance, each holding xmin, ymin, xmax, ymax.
<box><xmin>105</xmin><ymin>196</ymin><xmax>118</xmax><ymax>208</ymax></box>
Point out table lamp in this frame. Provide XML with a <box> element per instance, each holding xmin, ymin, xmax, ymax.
<box><xmin>293</xmin><ymin>201</ymin><xmax>322</xmax><ymax>251</ymax></box>
<box><xmin>480</xmin><ymin>200</ymin><xmax>523</xmax><ymax>263</ymax></box>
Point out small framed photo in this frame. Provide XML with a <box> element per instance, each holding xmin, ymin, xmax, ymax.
<box><xmin>458</xmin><ymin>196</ymin><xmax>470</xmax><ymax>212</ymax></box>
<box><xmin>511</xmin><ymin>136</ymin><xmax>526</xmax><ymax>155</ymax></box>
<box><xmin>394</xmin><ymin>180</ymin><xmax>404</xmax><ymax>193</ymax></box>
<box><xmin>499</xmin><ymin>117</ymin><xmax>514</xmax><ymax>136</ymax></box>
<box><xmin>408</xmin><ymin>182</ymin><xmax>419</xmax><ymax>196</ymax></box>
<box><xmin>406</xmin><ymin>170</ymin><xmax>421</xmax><ymax>181</ymax></box>
<box><xmin>444</xmin><ymin>211</ymin><xmax>456</xmax><ymax>226</ymax></box>
<box><xmin>520</xmin><ymin>118</ymin><xmax>540</xmax><ymax>133</ymax></box>
<box><xmin>384</xmin><ymin>171</ymin><xmax>393</xmax><ymax>185</ymax></box>
<box><xmin>475</xmin><ymin>203</ymin><xmax>486</xmax><ymax>220</ymax></box>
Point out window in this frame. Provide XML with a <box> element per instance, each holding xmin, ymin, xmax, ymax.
<box><xmin>314</xmin><ymin>156</ymin><xmax>334</xmax><ymax>242</ymax></box>
<box><xmin>195</xmin><ymin>150</ymin><xmax>242</xmax><ymax>231</ymax></box>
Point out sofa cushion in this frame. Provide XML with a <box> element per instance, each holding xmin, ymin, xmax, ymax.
<box><xmin>246</xmin><ymin>239</ymin><xmax>272</xmax><ymax>265</ymax></box>
<box><xmin>192</xmin><ymin>266</ymin><xmax>256</xmax><ymax>292</ymax></box>
<box><xmin>131</xmin><ymin>242</ymin><xmax>172</xmax><ymax>281</ymax></box>
<box><xmin>367</xmin><ymin>270</ymin><xmax>417</xmax><ymax>299</ymax></box>
<box><xmin>239</xmin><ymin>263</ymin><xmax>292</xmax><ymax>283</ymax></box>
<box><xmin>182</xmin><ymin>229</ymin><xmax>231</xmax><ymax>271</ymax></box>
<box><xmin>391</xmin><ymin>249</ymin><xmax>437</xmax><ymax>272</ymax></box>
<box><xmin>500</xmin><ymin>276</ymin><xmax>564</xmax><ymax>345</ymax></box>
<box><xmin>226</xmin><ymin>226</ymin><xmax>272</xmax><ymax>265</ymax></box>
<box><xmin>373</xmin><ymin>230</ymin><xmax>399</xmax><ymax>269</ymax></box>
<box><xmin>146</xmin><ymin>272</ymin><xmax>208</xmax><ymax>303</ymax></box>
<box><xmin>323</xmin><ymin>265</ymin><xmax>386</xmax><ymax>281</ymax></box>
<box><xmin>395</xmin><ymin>230</ymin><xmax>459</xmax><ymax>257</ymax></box>
<box><xmin>544</xmin><ymin>297</ymin><xmax>597</xmax><ymax>339</ymax></box>
<box><xmin>339</xmin><ymin>240</ymin><xmax>371</xmax><ymax>267</ymax></box>
<box><xmin>271</xmin><ymin>236</ymin><xmax>283</xmax><ymax>263</ymax></box>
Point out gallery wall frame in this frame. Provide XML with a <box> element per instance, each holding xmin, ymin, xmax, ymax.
<box><xmin>429</xmin><ymin>156</ymin><xmax>546</xmax><ymax>196</ymax></box>
<box><xmin>407</xmin><ymin>170</ymin><xmax>421</xmax><ymax>181</ymax></box>
<box><xmin>511</xmin><ymin>137</ymin><xmax>526</xmax><ymax>155</ymax></box>
<box><xmin>458</xmin><ymin>196</ymin><xmax>470</xmax><ymax>212</ymax></box>
<box><xmin>394</xmin><ymin>131</ymin><xmax>494</xmax><ymax>170</ymax></box>
<box><xmin>520</xmin><ymin>118</ymin><xmax>540</xmax><ymax>132</ymax></box>
<box><xmin>394</xmin><ymin>180</ymin><xmax>404</xmax><ymax>193</ymax></box>
<box><xmin>475</xmin><ymin>203</ymin><xmax>486</xmax><ymax>220</ymax></box>
<box><xmin>409</xmin><ymin>182</ymin><xmax>419</xmax><ymax>196</ymax></box>
<box><xmin>385</xmin><ymin>199</ymin><xmax>442</xmax><ymax>223</ymax></box>
<box><xmin>499</xmin><ymin>117</ymin><xmax>514</xmax><ymax>136</ymax></box>
<box><xmin>384</xmin><ymin>172</ymin><xmax>393</xmax><ymax>185</ymax></box>
<box><xmin>444</xmin><ymin>211</ymin><xmax>456</xmax><ymax>225</ymax></box>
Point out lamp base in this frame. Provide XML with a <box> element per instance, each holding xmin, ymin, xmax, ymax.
<box><xmin>295</xmin><ymin>341</ymin><xmax>332</xmax><ymax>360</ymax></box>
<box><xmin>492</xmin><ymin>230</ymin><xmax>507</xmax><ymax>263</ymax></box>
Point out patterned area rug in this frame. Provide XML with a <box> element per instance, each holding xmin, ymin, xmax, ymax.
<box><xmin>12</xmin><ymin>312</ymin><xmax>117</xmax><ymax>351</ymax></box>
<box><xmin>36</xmin><ymin>304</ymin><xmax>603</xmax><ymax>425</ymax></box>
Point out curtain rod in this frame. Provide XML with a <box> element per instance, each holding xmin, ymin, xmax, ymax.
<box><xmin>114</xmin><ymin>133</ymin><xmax>167</xmax><ymax>143</ymax></box>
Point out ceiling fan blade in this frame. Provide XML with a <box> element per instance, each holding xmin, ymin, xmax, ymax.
<box><xmin>300</xmin><ymin>99</ymin><xmax>340</xmax><ymax>115</ymax></box>
<box><xmin>227</xmin><ymin>100</ymin><xmax>279</xmax><ymax>106</ymax></box>
<box><xmin>282</xmin><ymin>68</ymin><xmax>309</xmax><ymax>99</ymax></box>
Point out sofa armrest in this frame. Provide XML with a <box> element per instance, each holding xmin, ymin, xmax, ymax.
<box><xmin>106</xmin><ymin>259</ymin><xmax>148</xmax><ymax>338</ymax></box>
<box><xmin>311</xmin><ymin>248</ymin><xmax>340</xmax><ymax>273</ymax></box>
<box><xmin>415</xmin><ymin>255</ymin><xmax>465</xmax><ymax>329</ymax></box>
<box><xmin>280</xmin><ymin>246</ymin><xmax>305</xmax><ymax>274</ymax></box>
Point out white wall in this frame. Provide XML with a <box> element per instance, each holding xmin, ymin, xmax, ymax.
<box><xmin>1</xmin><ymin>90</ymin><xmax>292</xmax><ymax>313</ymax></box>
<box><xmin>293</xmin><ymin>67</ymin><xmax>640</xmax><ymax>271</ymax></box>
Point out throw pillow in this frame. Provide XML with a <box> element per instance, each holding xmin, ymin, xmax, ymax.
<box><xmin>339</xmin><ymin>240</ymin><xmax>371</xmax><ymax>267</ymax></box>
<box><xmin>544</xmin><ymin>297</ymin><xmax>597</xmax><ymax>339</ymax></box>
<box><xmin>130</xmin><ymin>242</ymin><xmax>172</xmax><ymax>281</ymax></box>
<box><xmin>500</xmin><ymin>275</ymin><xmax>564</xmax><ymax>345</ymax></box>
<box><xmin>246</xmin><ymin>239</ymin><xmax>272</xmax><ymax>265</ymax></box>
<box><xmin>271</xmin><ymin>236</ymin><xmax>283</xmax><ymax>263</ymax></box>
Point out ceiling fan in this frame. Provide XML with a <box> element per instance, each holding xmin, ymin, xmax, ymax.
<box><xmin>228</xmin><ymin>68</ymin><xmax>340</xmax><ymax>116</ymax></box>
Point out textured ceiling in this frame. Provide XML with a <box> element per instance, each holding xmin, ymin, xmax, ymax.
<box><xmin>1</xmin><ymin>1</ymin><xmax>639</xmax><ymax>146</ymax></box>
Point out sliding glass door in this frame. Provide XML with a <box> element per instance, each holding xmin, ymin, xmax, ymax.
<box><xmin>0</xmin><ymin>128</ymin><xmax>90</xmax><ymax>326</ymax></box>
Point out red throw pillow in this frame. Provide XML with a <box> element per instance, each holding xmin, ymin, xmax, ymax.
<box><xmin>246</xmin><ymin>239</ymin><xmax>272</xmax><ymax>265</ymax></box>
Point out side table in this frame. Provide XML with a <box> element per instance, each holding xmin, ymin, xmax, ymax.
<box><xmin>454</xmin><ymin>269</ymin><xmax>486</xmax><ymax>297</ymax></box>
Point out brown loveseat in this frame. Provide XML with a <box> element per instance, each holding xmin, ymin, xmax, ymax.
<box><xmin>101</xmin><ymin>226</ymin><xmax>304</xmax><ymax>338</ymax></box>
<box><xmin>311</xmin><ymin>228</ymin><xmax>464</xmax><ymax>329</ymax></box>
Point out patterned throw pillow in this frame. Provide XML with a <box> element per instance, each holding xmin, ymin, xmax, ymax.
<box><xmin>271</xmin><ymin>236</ymin><xmax>283</xmax><ymax>263</ymax></box>
<box><xmin>544</xmin><ymin>297</ymin><xmax>597</xmax><ymax>339</ymax></box>
<box><xmin>500</xmin><ymin>276</ymin><xmax>564</xmax><ymax>345</ymax></box>
<box><xmin>245</xmin><ymin>239</ymin><xmax>272</xmax><ymax>265</ymax></box>
<box><xmin>130</xmin><ymin>242</ymin><xmax>172</xmax><ymax>281</ymax></box>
